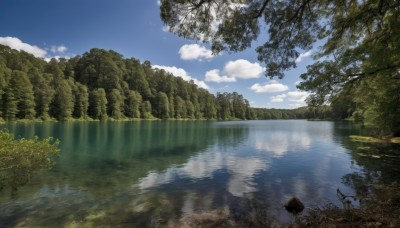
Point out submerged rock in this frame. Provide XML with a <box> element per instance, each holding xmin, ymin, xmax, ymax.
<box><xmin>284</xmin><ymin>197</ymin><xmax>304</xmax><ymax>215</ymax></box>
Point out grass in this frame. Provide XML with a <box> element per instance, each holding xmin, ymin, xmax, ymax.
<box><xmin>350</xmin><ymin>135</ymin><xmax>400</xmax><ymax>144</ymax></box>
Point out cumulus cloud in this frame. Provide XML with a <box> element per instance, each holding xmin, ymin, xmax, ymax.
<box><xmin>179</xmin><ymin>44</ymin><xmax>214</xmax><ymax>61</ymax></box>
<box><xmin>0</xmin><ymin>36</ymin><xmax>47</xmax><ymax>58</ymax></box>
<box><xmin>204</xmin><ymin>59</ymin><xmax>264</xmax><ymax>83</ymax></box>
<box><xmin>152</xmin><ymin>65</ymin><xmax>209</xmax><ymax>90</ymax></box>
<box><xmin>250</xmin><ymin>80</ymin><xmax>289</xmax><ymax>93</ymax></box>
<box><xmin>224</xmin><ymin>59</ymin><xmax>264</xmax><ymax>79</ymax></box>
<box><xmin>0</xmin><ymin>36</ymin><xmax>71</xmax><ymax>61</ymax></box>
<box><xmin>295</xmin><ymin>50</ymin><xmax>312</xmax><ymax>63</ymax></box>
<box><xmin>287</xmin><ymin>91</ymin><xmax>309</xmax><ymax>107</ymax></box>
<box><xmin>205</xmin><ymin>69</ymin><xmax>236</xmax><ymax>83</ymax></box>
<box><xmin>270</xmin><ymin>94</ymin><xmax>287</xmax><ymax>103</ymax></box>
<box><xmin>287</xmin><ymin>91</ymin><xmax>309</xmax><ymax>102</ymax></box>
<box><xmin>266</xmin><ymin>90</ymin><xmax>309</xmax><ymax>106</ymax></box>
<box><xmin>50</xmin><ymin>45</ymin><xmax>67</xmax><ymax>53</ymax></box>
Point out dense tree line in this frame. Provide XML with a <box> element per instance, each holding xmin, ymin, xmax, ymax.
<box><xmin>0</xmin><ymin>45</ymin><xmax>309</xmax><ymax>122</ymax></box>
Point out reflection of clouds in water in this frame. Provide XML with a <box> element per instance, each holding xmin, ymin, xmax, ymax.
<box><xmin>254</xmin><ymin>131</ymin><xmax>311</xmax><ymax>157</ymax></box>
<box><xmin>138</xmin><ymin>151</ymin><xmax>269</xmax><ymax>197</ymax></box>
<box><xmin>182</xmin><ymin>151</ymin><xmax>224</xmax><ymax>179</ymax></box>
<box><xmin>228</xmin><ymin>157</ymin><xmax>269</xmax><ymax>197</ymax></box>
<box><xmin>138</xmin><ymin>168</ymin><xmax>179</xmax><ymax>189</ymax></box>
<box><xmin>255</xmin><ymin>132</ymin><xmax>288</xmax><ymax>156</ymax></box>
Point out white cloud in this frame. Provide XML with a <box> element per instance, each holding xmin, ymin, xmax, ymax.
<box><xmin>205</xmin><ymin>69</ymin><xmax>236</xmax><ymax>83</ymax></box>
<box><xmin>287</xmin><ymin>91</ymin><xmax>308</xmax><ymax>102</ymax></box>
<box><xmin>0</xmin><ymin>36</ymin><xmax>71</xmax><ymax>61</ymax></box>
<box><xmin>0</xmin><ymin>36</ymin><xmax>47</xmax><ymax>58</ymax></box>
<box><xmin>224</xmin><ymin>59</ymin><xmax>264</xmax><ymax>79</ymax></box>
<box><xmin>50</xmin><ymin>45</ymin><xmax>67</xmax><ymax>53</ymax></box>
<box><xmin>250</xmin><ymin>80</ymin><xmax>289</xmax><ymax>93</ymax></box>
<box><xmin>295</xmin><ymin>50</ymin><xmax>312</xmax><ymax>63</ymax></box>
<box><xmin>43</xmin><ymin>55</ymin><xmax>72</xmax><ymax>62</ymax></box>
<box><xmin>157</xmin><ymin>0</ymin><xmax>161</xmax><ymax>6</ymax></box>
<box><xmin>152</xmin><ymin>65</ymin><xmax>209</xmax><ymax>90</ymax></box>
<box><xmin>270</xmin><ymin>94</ymin><xmax>287</xmax><ymax>103</ymax></box>
<box><xmin>203</xmin><ymin>59</ymin><xmax>264</xmax><ymax>83</ymax></box>
<box><xmin>287</xmin><ymin>91</ymin><xmax>309</xmax><ymax>107</ymax></box>
<box><xmin>179</xmin><ymin>44</ymin><xmax>214</xmax><ymax>61</ymax></box>
<box><xmin>294</xmin><ymin>80</ymin><xmax>301</xmax><ymax>85</ymax></box>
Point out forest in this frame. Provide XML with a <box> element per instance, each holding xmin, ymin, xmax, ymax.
<box><xmin>0</xmin><ymin>44</ymin><xmax>324</xmax><ymax>122</ymax></box>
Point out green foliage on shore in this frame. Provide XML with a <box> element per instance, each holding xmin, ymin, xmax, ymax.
<box><xmin>350</xmin><ymin>135</ymin><xmax>400</xmax><ymax>144</ymax></box>
<box><xmin>0</xmin><ymin>129</ymin><xmax>60</xmax><ymax>191</ymax></box>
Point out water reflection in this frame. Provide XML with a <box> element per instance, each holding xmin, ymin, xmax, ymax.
<box><xmin>1</xmin><ymin>120</ymin><xmax>399</xmax><ymax>226</ymax></box>
<box><xmin>254</xmin><ymin>131</ymin><xmax>312</xmax><ymax>157</ymax></box>
<box><xmin>138</xmin><ymin>151</ymin><xmax>269</xmax><ymax>197</ymax></box>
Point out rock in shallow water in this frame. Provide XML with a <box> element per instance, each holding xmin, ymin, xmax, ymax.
<box><xmin>284</xmin><ymin>197</ymin><xmax>304</xmax><ymax>215</ymax></box>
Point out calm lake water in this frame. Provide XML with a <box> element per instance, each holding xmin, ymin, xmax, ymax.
<box><xmin>1</xmin><ymin>120</ymin><xmax>399</xmax><ymax>226</ymax></box>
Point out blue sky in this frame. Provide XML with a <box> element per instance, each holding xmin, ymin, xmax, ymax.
<box><xmin>0</xmin><ymin>0</ymin><xmax>313</xmax><ymax>109</ymax></box>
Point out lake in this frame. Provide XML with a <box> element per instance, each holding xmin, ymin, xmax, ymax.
<box><xmin>1</xmin><ymin>120</ymin><xmax>399</xmax><ymax>226</ymax></box>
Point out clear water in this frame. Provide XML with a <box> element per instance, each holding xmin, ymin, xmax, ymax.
<box><xmin>0</xmin><ymin>120</ymin><xmax>399</xmax><ymax>226</ymax></box>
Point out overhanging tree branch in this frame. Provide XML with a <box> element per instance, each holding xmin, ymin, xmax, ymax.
<box><xmin>253</xmin><ymin>0</ymin><xmax>270</xmax><ymax>19</ymax></box>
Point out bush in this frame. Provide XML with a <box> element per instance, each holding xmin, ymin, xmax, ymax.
<box><xmin>0</xmin><ymin>129</ymin><xmax>60</xmax><ymax>191</ymax></box>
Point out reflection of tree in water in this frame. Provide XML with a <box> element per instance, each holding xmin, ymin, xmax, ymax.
<box><xmin>333</xmin><ymin>121</ymin><xmax>400</xmax><ymax>204</ymax></box>
<box><xmin>0</xmin><ymin>121</ymin><xmax>251</xmax><ymax>227</ymax></box>
<box><xmin>214</xmin><ymin>122</ymin><xmax>249</xmax><ymax>148</ymax></box>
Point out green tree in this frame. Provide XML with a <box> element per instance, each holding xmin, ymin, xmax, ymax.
<box><xmin>185</xmin><ymin>100</ymin><xmax>195</xmax><ymax>119</ymax></box>
<box><xmin>353</xmin><ymin>73</ymin><xmax>400</xmax><ymax>136</ymax></box>
<box><xmin>154</xmin><ymin>92</ymin><xmax>170</xmax><ymax>119</ymax></box>
<box><xmin>9</xmin><ymin>70</ymin><xmax>36</xmax><ymax>119</ymax></box>
<box><xmin>216</xmin><ymin>92</ymin><xmax>233</xmax><ymax>120</ymax></box>
<box><xmin>29</xmin><ymin>70</ymin><xmax>54</xmax><ymax>120</ymax></box>
<box><xmin>125</xmin><ymin>59</ymin><xmax>152</xmax><ymax>99</ymax></box>
<box><xmin>75</xmin><ymin>49</ymin><xmax>123</xmax><ymax>92</ymax></box>
<box><xmin>0</xmin><ymin>59</ymin><xmax>11</xmax><ymax>119</ymax></box>
<box><xmin>50</xmin><ymin>79</ymin><xmax>74</xmax><ymax>121</ymax></box>
<box><xmin>108</xmin><ymin>89</ymin><xmax>124</xmax><ymax>119</ymax></box>
<box><xmin>141</xmin><ymin>100</ymin><xmax>153</xmax><ymax>119</ymax></box>
<box><xmin>73</xmin><ymin>83</ymin><xmax>89</xmax><ymax>119</ymax></box>
<box><xmin>174</xmin><ymin>96</ymin><xmax>186</xmax><ymax>118</ymax></box>
<box><xmin>125</xmin><ymin>90</ymin><xmax>142</xmax><ymax>118</ymax></box>
<box><xmin>168</xmin><ymin>95</ymin><xmax>175</xmax><ymax>119</ymax></box>
<box><xmin>1</xmin><ymin>87</ymin><xmax>17</xmax><ymax>121</ymax></box>
<box><xmin>89</xmin><ymin>88</ymin><xmax>108</xmax><ymax>120</ymax></box>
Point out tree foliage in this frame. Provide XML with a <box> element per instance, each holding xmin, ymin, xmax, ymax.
<box><xmin>160</xmin><ymin>0</ymin><xmax>400</xmax><ymax>134</ymax></box>
<box><xmin>0</xmin><ymin>129</ymin><xmax>60</xmax><ymax>191</ymax></box>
